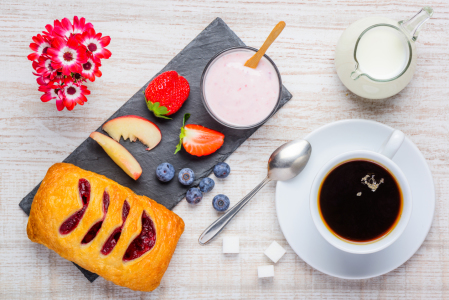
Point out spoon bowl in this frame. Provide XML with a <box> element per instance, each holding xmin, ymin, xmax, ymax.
<box><xmin>268</xmin><ymin>139</ymin><xmax>312</xmax><ymax>181</ymax></box>
<box><xmin>198</xmin><ymin>139</ymin><xmax>312</xmax><ymax>245</ymax></box>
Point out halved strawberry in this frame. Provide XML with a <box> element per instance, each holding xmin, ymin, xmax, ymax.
<box><xmin>175</xmin><ymin>114</ymin><xmax>225</xmax><ymax>157</ymax></box>
<box><xmin>144</xmin><ymin>70</ymin><xmax>190</xmax><ymax>119</ymax></box>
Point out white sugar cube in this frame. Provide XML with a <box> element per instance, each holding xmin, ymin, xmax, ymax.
<box><xmin>258</xmin><ymin>265</ymin><xmax>274</xmax><ymax>278</ymax></box>
<box><xmin>264</xmin><ymin>241</ymin><xmax>286</xmax><ymax>263</ymax></box>
<box><xmin>222</xmin><ymin>236</ymin><xmax>239</xmax><ymax>253</ymax></box>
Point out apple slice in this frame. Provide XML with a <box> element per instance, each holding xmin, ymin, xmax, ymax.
<box><xmin>102</xmin><ymin>115</ymin><xmax>162</xmax><ymax>151</ymax></box>
<box><xmin>90</xmin><ymin>132</ymin><xmax>142</xmax><ymax>180</ymax></box>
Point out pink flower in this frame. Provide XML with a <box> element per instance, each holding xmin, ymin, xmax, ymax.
<box><xmin>38</xmin><ymin>83</ymin><xmax>65</xmax><ymax>111</ymax></box>
<box><xmin>41</xmin><ymin>20</ymin><xmax>60</xmax><ymax>40</ymax></box>
<box><xmin>27</xmin><ymin>34</ymin><xmax>51</xmax><ymax>61</ymax></box>
<box><xmin>34</xmin><ymin>73</ymin><xmax>51</xmax><ymax>86</ymax></box>
<box><xmin>42</xmin><ymin>23</ymin><xmax>54</xmax><ymax>40</ymax></box>
<box><xmin>34</xmin><ymin>56</ymin><xmax>58</xmax><ymax>79</ymax></box>
<box><xmin>53</xmin><ymin>16</ymin><xmax>93</xmax><ymax>40</ymax></box>
<box><xmin>73</xmin><ymin>16</ymin><xmax>93</xmax><ymax>35</ymax></box>
<box><xmin>81</xmin><ymin>57</ymin><xmax>102</xmax><ymax>82</ymax></box>
<box><xmin>30</xmin><ymin>16</ymin><xmax>111</xmax><ymax>111</ymax></box>
<box><xmin>61</xmin><ymin>82</ymin><xmax>91</xmax><ymax>110</ymax></box>
<box><xmin>47</xmin><ymin>37</ymin><xmax>87</xmax><ymax>75</ymax></box>
<box><xmin>77</xmin><ymin>28</ymin><xmax>111</xmax><ymax>63</ymax></box>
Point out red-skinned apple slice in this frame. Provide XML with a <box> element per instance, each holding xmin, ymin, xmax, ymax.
<box><xmin>90</xmin><ymin>132</ymin><xmax>142</xmax><ymax>180</ymax></box>
<box><xmin>102</xmin><ymin>115</ymin><xmax>162</xmax><ymax>151</ymax></box>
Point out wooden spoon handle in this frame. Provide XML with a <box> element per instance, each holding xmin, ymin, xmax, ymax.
<box><xmin>244</xmin><ymin>21</ymin><xmax>286</xmax><ymax>69</ymax></box>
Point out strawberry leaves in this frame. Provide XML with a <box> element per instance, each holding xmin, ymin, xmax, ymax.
<box><xmin>175</xmin><ymin>113</ymin><xmax>190</xmax><ymax>154</ymax></box>
<box><xmin>146</xmin><ymin>100</ymin><xmax>171</xmax><ymax>120</ymax></box>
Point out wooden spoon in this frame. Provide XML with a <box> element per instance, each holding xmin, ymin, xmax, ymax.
<box><xmin>244</xmin><ymin>21</ymin><xmax>286</xmax><ymax>69</ymax></box>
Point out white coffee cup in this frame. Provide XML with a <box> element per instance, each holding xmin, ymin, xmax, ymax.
<box><xmin>309</xmin><ymin>130</ymin><xmax>412</xmax><ymax>254</ymax></box>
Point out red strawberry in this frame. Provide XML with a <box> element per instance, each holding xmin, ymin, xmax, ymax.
<box><xmin>144</xmin><ymin>70</ymin><xmax>190</xmax><ymax>119</ymax></box>
<box><xmin>175</xmin><ymin>114</ymin><xmax>225</xmax><ymax>157</ymax></box>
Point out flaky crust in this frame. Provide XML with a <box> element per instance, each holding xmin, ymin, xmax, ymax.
<box><xmin>27</xmin><ymin>163</ymin><xmax>185</xmax><ymax>292</ymax></box>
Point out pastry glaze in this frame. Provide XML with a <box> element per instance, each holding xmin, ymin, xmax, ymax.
<box><xmin>27</xmin><ymin>163</ymin><xmax>185</xmax><ymax>292</ymax></box>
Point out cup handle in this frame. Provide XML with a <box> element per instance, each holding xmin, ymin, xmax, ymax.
<box><xmin>378</xmin><ymin>130</ymin><xmax>405</xmax><ymax>159</ymax></box>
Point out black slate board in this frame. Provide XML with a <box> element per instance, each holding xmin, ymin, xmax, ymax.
<box><xmin>19</xmin><ymin>17</ymin><xmax>292</xmax><ymax>283</ymax></box>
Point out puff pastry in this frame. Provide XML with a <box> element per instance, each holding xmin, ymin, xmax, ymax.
<box><xmin>27</xmin><ymin>163</ymin><xmax>185</xmax><ymax>292</ymax></box>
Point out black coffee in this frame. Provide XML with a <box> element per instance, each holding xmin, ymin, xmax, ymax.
<box><xmin>319</xmin><ymin>159</ymin><xmax>402</xmax><ymax>243</ymax></box>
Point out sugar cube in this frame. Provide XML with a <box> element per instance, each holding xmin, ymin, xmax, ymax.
<box><xmin>222</xmin><ymin>236</ymin><xmax>239</xmax><ymax>253</ymax></box>
<box><xmin>264</xmin><ymin>241</ymin><xmax>286</xmax><ymax>263</ymax></box>
<box><xmin>258</xmin><ymin>265</ymin><xmax>274</xmax><ymax>278</ymax></box>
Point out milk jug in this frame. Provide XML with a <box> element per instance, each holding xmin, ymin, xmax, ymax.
<box><xmin>335</xmin><ymin>7</ymin><xmax>433</xmax><ymax>99</ymax></box>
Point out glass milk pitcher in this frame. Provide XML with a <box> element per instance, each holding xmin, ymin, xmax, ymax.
<box><xmin>335</xmin><ymin>7</ymin><xmax>433</xmax><ymax>99</ymax></box>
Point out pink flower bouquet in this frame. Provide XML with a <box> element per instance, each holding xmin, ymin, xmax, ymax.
<box><xmin>28</xmin><ymin>16</ymin><xmax>111</xmax><ymax>111</ymax></box>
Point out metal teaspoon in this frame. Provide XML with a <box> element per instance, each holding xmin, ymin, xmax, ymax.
<box><xmin>198</xmin><ymin>139</ymin><xmax>312</xmax><ymax>245</ymax></box>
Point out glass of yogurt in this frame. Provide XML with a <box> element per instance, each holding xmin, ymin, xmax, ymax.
<box><xmin>201</xmin><ymin>47</ymin><xmax>282</xmax><ymax>129</ymax></box>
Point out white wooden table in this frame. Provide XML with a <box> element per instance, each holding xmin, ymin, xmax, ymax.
<box><xmin>1</xmin><ymin>0</ymin><xmax>448</xmax><ymax>299</ymax></box>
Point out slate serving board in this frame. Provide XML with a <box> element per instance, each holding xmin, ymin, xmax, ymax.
<box><xmin>19</xmin><ymin>17</ymin><xmax>292</xmax><ymax>283</ymax></box>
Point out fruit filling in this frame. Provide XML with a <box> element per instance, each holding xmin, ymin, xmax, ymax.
<box><xmin>81</xmin><ymin>191</ymin><xmax>110</xmax><ymax>244</ymax></box>
<box><xmin>59</xmin><ymin>179</ymin><xmax>91</xmax><ymax>235</ymax></box>
<box><xmin>100</xmin><ymin>200</ymin><xmax>130</xmax><ymax>255</ymax></box>
<box><xmin>123</xmin><ymin>211</ymin><xmax>156</xmax><ymax>261</ymax></box>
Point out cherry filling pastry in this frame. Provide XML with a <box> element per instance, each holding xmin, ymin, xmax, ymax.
<box><xmin>101</xmin><ymin>200</ymin><xmax>130</xmax><ymax>255</ymax></box>
<box><xmin>27</xmin><ymin>163</ymin><xmax>186</xmax><ymax>292</ymax></box>
<box><xmin>56</xmin><ymin>176</ymin><xmax>156</xmax><ymax>261</ymax></box>
<box><xmin>123</xmin><ymin>211</ymin><xmax>156</xmax><ymax>261</ymax></box>
<box><xmin>81</xmin><ymin>191</ymin><xmax>110</xmax><ymax>244</ymax></box>
<box><xmin>59</xmin><ymin>179</ymin><xmax>91</xmax><ymax>235</ymax></box>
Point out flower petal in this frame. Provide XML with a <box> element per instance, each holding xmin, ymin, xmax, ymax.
<box><xmin>27</xmin><ymin>53</ymin><xmax>39</xmax><ymax>61</ymax></box>
<box><xmin>56</xmin><ymin>98</ymin><xmax>65</xmax><ymax>111</ymax></box>
<box><xmin>102</xmin><ymin>48</ymin><xmax>111</xmax><ymax>59</ymax></box>
<box><xmin>99</xmin><ymin>36</ymin><xmax>111</xmax><ymax>48</ymax></box>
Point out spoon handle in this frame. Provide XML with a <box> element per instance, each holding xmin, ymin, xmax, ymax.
<box><xmin>198</xmin><ymin>177</ymin><xmax>271</xmax><ymax>245</ymax></box>
<box><xmin>244</xmin><ymin>21</ymin><xmax>286</xmax><ymax>69</ymax></box>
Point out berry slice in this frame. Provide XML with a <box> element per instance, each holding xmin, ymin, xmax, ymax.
<box><xmin>102</xmin><ymin>115</ymin><xmax>162</xmax><ymax>151</ymax></box>
<box><xmin>175</xmin><ymin>113</ymin><xmax>225</xmax><ymax>157</ymax></box>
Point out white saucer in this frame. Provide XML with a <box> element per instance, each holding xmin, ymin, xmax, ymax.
<box><xmin>275</xmin><ymin>119</ymin><xmax>435</xmax><ymax>279</ymax></box>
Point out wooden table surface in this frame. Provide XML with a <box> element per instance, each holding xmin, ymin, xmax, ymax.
<box><xmin>1</xmin><ymin>0</ymin><xmax>448</xmax><ymax>299</ymax></box>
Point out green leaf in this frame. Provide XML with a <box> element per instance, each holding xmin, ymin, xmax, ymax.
<box><xmin>146</xmin><ymin>100</ymin><xmax>172</xmax><ymax>120</ymax></box>
<box><xmin>174</xmin><ymin>113</ymin><xmax>191</xmax><ymax>154</ymax></box>
<box><xmin>183</xmin><ymin>113</ymin><xmax>191</xmax><ymax>126</ymax></box>
<box><xmin>174</xmin><ymin>127</ymin><xmax>185</xmax><ymax>154</ymax></box>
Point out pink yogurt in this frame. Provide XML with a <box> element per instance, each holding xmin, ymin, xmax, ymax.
<box><xmin>203</xmin><ymin>49</ymin><xmax>280</xmax><ymax>128</ymax></box>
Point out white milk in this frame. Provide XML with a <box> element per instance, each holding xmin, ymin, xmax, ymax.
<box><xmin>335</xmin><ymin>8</ymin><xmax>433</xmax><ymax>99</ymax></box>
<box><xmin>355</xmin><ymin>26</ymin><xmax>410</xmax><ymax>80</ymax></box>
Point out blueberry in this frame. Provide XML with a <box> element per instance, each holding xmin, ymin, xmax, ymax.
<box><xmin>186</xmin><ymin>187</ymin><xmax>203</xmax><ymax>204</ymax></box>
<box><xmin>156</xmin><ymin>163</ymin><xmax>175</xmax><ymax>182</ymax></box>
<box><xmin>213</xmin><ymin>162</ymin><xmax>230</xmax><ymax>178</ymax></box>
<box><xmin>199</xmin><ymin>178</ymin><xmax>215</xmax><ymax>193</ymax></box>
<box><xmin>178</xmin><ymin>168</ymin><xmax>195</xmax><ymax>185</ymax></box>
<box><xmin>212</xmin><ymin>194</ymin><xmax>230</xmax><ymax>211</ymax></box>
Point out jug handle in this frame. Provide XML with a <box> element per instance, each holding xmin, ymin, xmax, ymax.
<box><xmin>399</xmin><ymin>7</ymin><xmax>433</xmax><ymax>41</ymax></box>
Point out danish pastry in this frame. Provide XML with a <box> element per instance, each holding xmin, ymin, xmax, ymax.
<box><xmin>27</xmin><ymin>163</ymin><xmax>185</xmax><ymax>292</ymax></box>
